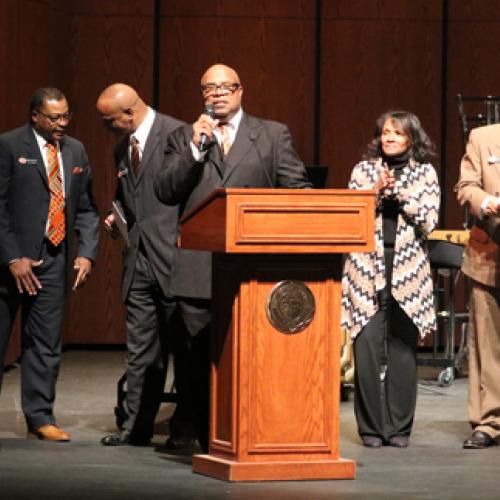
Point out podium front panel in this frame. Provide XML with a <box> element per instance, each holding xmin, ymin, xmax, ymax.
<box><xmin>210</xmin><ymin>254</ymin><xmax>343</xmax><ymax>462</ymax></box>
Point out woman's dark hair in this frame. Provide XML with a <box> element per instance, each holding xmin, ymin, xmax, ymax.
<box><xmin>366</xmin><ymin>110</ymin><xmax>436</xmax><ymax>163</ymax></box>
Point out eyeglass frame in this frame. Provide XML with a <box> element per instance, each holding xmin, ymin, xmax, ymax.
<box><xmin>201</xmin><ymin>82</ymin><xmax>241</xmax><ymax>97</ymax></box>
<box><xmin>35</xmin><ymin>109</ymin><xmax>73</xmax><ymax>124</ymax></box>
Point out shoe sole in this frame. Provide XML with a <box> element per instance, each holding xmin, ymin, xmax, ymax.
<box><xmin>27</xmin><ymin>432</ymin><xmax>70</xmax><ymax>442</ymax></box>
<box><xmin>463</xmin><ymin>443</ymin><xmax>495</xmax><ymax>449</ymax></box>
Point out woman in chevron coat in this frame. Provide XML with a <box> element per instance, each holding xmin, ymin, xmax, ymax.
<box><xmin>342</xmin><ymin>111</ymin><xmax>440</xmax><ymax>448</ymax></box>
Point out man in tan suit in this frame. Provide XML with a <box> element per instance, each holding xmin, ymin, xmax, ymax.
<box><xmin>456</xmin><ymin>123</ymin><xmax>500</xmax><ymax>449</ymax></box>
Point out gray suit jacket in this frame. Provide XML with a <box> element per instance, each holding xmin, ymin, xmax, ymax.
<box><xmin>155</xmin><ymin>112</ymin><xmax>313</xmax><ymax>299</ymax></box>
<box><xmin>114</xmin><ymin>112</ymin><xmax>183</xmax><ymax>301</ymax></box>
<box><xmin>0</xmin><ymin>124</ymin><xmax>99</xmax><ymax>291</ymax></box>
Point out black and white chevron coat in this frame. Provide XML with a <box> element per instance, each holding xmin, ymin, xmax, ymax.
<box><xmin>341</xmin><ymin>158</ymin><xmax>440</xmax><ymax>340</ymax></box>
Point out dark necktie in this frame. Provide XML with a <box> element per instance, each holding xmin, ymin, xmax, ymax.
<box><xmin>130</xmin><ymin>136</ymin><xmax>141</xmax><ymax>175</ymax></box>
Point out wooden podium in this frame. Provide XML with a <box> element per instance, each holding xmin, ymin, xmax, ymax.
<box><xmin>179</xmin><ymin>188</ymin><xmax>375</xmax><ymax>482</ymax></box>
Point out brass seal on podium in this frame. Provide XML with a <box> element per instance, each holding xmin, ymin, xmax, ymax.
<box><xmin>266</xmin><ymin>281</ymin><xmax>315</xmax><ymax>334</ymax></box>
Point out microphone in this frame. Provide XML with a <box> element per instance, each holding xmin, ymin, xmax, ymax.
<box><xmin>199</xmin><ymin>104</ymin><xmax>215</xmax><ymax>151</ymax></box>
<box><xmin>249</xmin><ymin>131</ymin><xmax>273</xmax><ymax>187</ymax></box>
<box><xmin>488</xmin><ymin>155</ymin><xmax>500</xmax><ymax>164</ymax></box>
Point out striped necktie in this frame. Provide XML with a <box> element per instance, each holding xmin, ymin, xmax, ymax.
<box><xmin>218</xmin><ymin>124</ymin><xmax>231</xmax><ymax>158</ymax></box>
<box><xmin>46</xmin><ymin>142</ymin><xmax>65</xmax><ymax>246</ymax></box>
<box><xmin>130</xmin><ymin>136</ymin><xmax>141</xmax><ymax>175</ymax></box>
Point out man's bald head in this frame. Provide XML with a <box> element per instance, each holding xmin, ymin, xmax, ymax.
<box><xmin>96</xmin><ymin>83</ymin><xmax>148</xmax><ymax>136</ymax></box>
<box><xmin>200</xmin><ymin>64</ymin><xmax>243</xmax><ymax>121</ymax></box>
<box><xmin>201</xmin><ymin>64</ymin><xmax>241</xmax><ymax>87</ymax></box>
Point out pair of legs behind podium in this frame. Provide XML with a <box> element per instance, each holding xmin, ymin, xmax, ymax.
<box><xmin>353</xmin><ymin>248</ymin><xmax>418</xmax><ymax>449</ymax></box>
<box><xmin>102</xmin><ymin>249</ymin><xmax>210</xmax><ymax>451</ymax></box>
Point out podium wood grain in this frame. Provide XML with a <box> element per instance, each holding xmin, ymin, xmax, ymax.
<box><xmin>181</xmin><ymin>189</ymin><xmax>375</xmax><ymax>481</ymax></box>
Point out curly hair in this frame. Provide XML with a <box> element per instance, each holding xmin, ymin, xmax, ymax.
<box><xmin>366</xmin><ymin>110</ymin><xmax>436</xmax><ymax>164</ymax></box>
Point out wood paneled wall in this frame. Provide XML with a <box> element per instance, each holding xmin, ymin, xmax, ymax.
<box><xmin>1</xmin><ymin>0</ymin><xmax>500</xmax><ymax>347</ymax></box>
<box><xmin>0</xmin><ymin>0</ymin><xmax>71</xmax><ymax>362</ymax></box>
<box><xmin>159</xmin><ymin>0</ymin><xmax>316</xmax><ymax>164</ymax></box>
<box><xmin>320</xmin><ymin>1</ymin><xmax>443</xmax><ymax>189</ymax></box>
<box><xmin>61</xmin><ymin>0</ymin><xmax>156</xmax><ymax>344</ymax></box>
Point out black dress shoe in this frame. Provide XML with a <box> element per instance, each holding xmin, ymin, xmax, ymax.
<box><xmin>101</xmin><ymin>431</ymin><xmax>150</xmax><ymax>447</ymax></box>
<box><xmin>164</xmin><ymin>435</ymin><xmax>199</xmax><ymax>451</ymax></box>
<box><xmin>463</xmin><ymin>431</ymin><xmax>497</xmax><ymax>449</ymax></box>
<box><xmin>387</xmin><ymin>435</ymin><xmax>409</xmax><ymax>448</ymax></box>
<box><xmin>361</xmin><ymin>435</ymin><xmax>383</xmax><ymax>448</ymax></box>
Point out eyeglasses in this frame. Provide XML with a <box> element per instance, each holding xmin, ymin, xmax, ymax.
<box><xmin>36</xmin><ymin>110</ymin><xmax>73</xmax><ymax>123</ymax></box>
<box><xmin>201</xmin><ymin>82</ymin><xmax>241</xmax><ymax>97</ymax></box>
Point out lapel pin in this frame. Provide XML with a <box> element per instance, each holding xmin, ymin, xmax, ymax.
<box><xmin>118</xmin><ymin>168</ymin><xmax>128</xmax><ymax>178</ymax></box>
<box><xmin>18</xmin><ymin>157</ymin><xmax>38</xmax><ymax>165</ymax></box>
<box><xmin>72</xmin><ymin>166</ymin><xmax>83</xmax><ymax>174</ymax></box>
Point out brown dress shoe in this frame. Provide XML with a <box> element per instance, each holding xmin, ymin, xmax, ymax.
<box><xmin>27</xmin><ymin>424</ymin><xmax>71</xmax><ymax>442</ymax></box>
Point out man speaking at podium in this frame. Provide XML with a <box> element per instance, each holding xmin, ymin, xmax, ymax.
<box><xmin>155</xmin><ymin>63</ymin><xmax>312</xmax><ymax>451</ymax></box>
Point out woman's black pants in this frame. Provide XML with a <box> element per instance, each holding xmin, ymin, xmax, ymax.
<box><xmin>353</xmin><ymin>247</ymin><xmax>418</xmax><ymax>439</ymax></box>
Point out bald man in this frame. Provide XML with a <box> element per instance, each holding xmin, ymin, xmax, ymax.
<box><xmin>97</xmin><ymin>84</ymin><xmax>183</xmax><ymax>446</ymax></box>
<box><xmin>155</xmin><ymin>64</ymin><xmax>312</xmax><ymax>452</ymax></box>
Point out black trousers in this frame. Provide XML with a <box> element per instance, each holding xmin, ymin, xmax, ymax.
<box><xmin>0</xmin><ymin>240</ymin><xmax>66</xmax><ymax>430</ymax></box>
<box><xmin>169</xmin><ymin>298</ymin><xmax>211</xmax><ymax>452</ymax></box>
<box><xmin>123</xmin><ymin>248</ymin><xmax>176</xmax><ymax>439</ymax></box>
<box><xmin>353</xmin><ymin>247</ymin><xmax>418</xmax><ymax>439</ymax></box>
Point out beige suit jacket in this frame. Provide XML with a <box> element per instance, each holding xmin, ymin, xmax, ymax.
<box><xmin>456</xmin><ymin>123</ymin><xmax>500</xmax><ymax>287</ymax></box>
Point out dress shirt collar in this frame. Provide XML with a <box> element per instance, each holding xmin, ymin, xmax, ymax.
<box><xmin>216</xmin><ymin>107</ymin><xmax>243</xmax><ymax>144</ymax></box>
<box><xmin>131</xmin><ymin>107</ymin><xmax>156</xmax><ymax>152</ymax></box>
<box><xmin>33</xmin><ymin>126</ymin><xmax>60</xmax><ymax>154</ymax></box>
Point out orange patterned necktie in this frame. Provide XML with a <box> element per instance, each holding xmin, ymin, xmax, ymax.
<box><xmin>218</xmin><ymin>124</ymin><xmax>231</xmax><ymax>158</ymax></box>
<box><xmin>46</xmin><ymin>142</ymin><xmax>65</xmax><ymax>246</ymax></box>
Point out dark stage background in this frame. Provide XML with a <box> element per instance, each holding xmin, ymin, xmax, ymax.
<box><xmin>1</xmin><ymin>0</ymin><xmax>499</xmax><ymax>356</ymax></box>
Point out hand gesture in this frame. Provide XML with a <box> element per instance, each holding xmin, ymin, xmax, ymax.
<box><xmin>375</xmin><ymin>163</ymin><xmax>395</xmax><ymax>196</ymax></box>
<box><xmin>485</xmin><ymin>199</ymin><xmax>500</xmax><ymax>217</ymax></box>
<box><xmin>73</xmin><ymin>257</ymin><xmax>92</xmax><ymax>290</ymax></box>
<box><xmin>9</xmin><ymin>258</ymin><xmax>43</xmax><ymax>295</ymax></box>
<box><xmin>192</xmin><ymin>113</ymin><xmax>218</xmax><ymax>149</ymax></box>
<box><xmin>103</xmin><ymin>213</ymin><xmax>119</xmax><ymax>239</ymax></box>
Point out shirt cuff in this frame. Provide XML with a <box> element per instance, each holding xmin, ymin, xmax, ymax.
<box><xmin>479</xmin><ymin>196</ymin><xmax>500</xmax><ymax>219</ymax></box>
<box><xmin>190</xmin><ymin>141</ymin><xmax>207</xmax><ymax>162</ymax></box>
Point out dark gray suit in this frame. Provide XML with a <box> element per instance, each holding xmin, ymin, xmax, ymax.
<box><xmin>112</xmin><ymin>111</ymin><xmax>183</xmax><ymax>439</ymax></box>
<box><xmin>155</xmin><ymin>112</ymin><xmax>313</xmax><ymax>300</ymax></box>
<box><xmin>0</xmin><ymin>124</ymin><xmax>99</xmax><ymax>430</ymax></box>
<box><xmin>155</xmin><ymin>111</ymin><xmax>312</xmax><ymax>449</ymax></box>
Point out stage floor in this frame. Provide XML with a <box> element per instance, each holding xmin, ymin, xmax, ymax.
<box><xmin>0</xmin><ymin>350</ymin><xmax>496</xmax><ymax>499</ymax></box>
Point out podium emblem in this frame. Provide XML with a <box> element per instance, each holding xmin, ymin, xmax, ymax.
<box><xmin>267</xmin><ymin>281</ymin><xmax>315</xmax><ymax>333</ymax></box>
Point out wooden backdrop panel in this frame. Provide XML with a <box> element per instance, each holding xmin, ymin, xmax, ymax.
<box><xmin>320</xmin><ymin>1</ymin><xmax>443</xmax><ymax>190</ymax></box>
<box><xmin>60</xmin><ymin>1</ymin><xmax>155</xmax><ymax>344</ymax></box>
<box><xmin>3</xmin><ymin>0</ymin><xmax>500</xmax><ymax>347</ymax></box>
<box><xmin>444</xmin><ymin>0</ymin><xmax>500</xmax><ymax>229</ymax></box>
<box><xmin>0</xmin><ymin>0</ymin><xmax>69</xmax><ymax>133</ymax></box>
<box><xmin>159</xmin><ymin>0</ymin><xmax>316</xmax><ymax>165</ymax></box>
<box><xmin>0</xmin><ymin>0</ymin><xmax>70</xmax><ymax>361</ymax></box>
